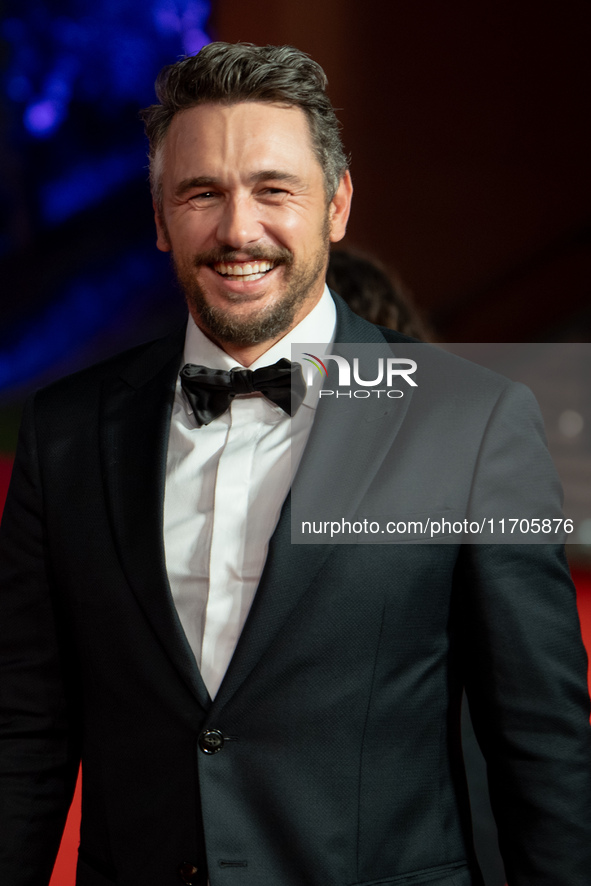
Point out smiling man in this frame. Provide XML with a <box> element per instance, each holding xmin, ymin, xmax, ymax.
<box><xmin>1</xmin><ymin>42</ymin><xmax>590</xmax><ymax>886</ymax></box>
<box><xmin>153</xmin><ymin>100</ymin><xmax>351</xmax><ymax>364</ymax></box>
<box><xmin>146</xmin><ymin>53</ymin><xmax>352</xmax><ymax>367</ymax></box>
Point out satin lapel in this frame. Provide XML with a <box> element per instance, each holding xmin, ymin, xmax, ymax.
<box><xmin>212</xmin><ymin>298</ymin><xmax>414</xmax><ymax>712</ymax></box>
<box><xmin>100</xmin><ymin>329</ymin><xmax>211</xmax><ymax>710</ymax></box>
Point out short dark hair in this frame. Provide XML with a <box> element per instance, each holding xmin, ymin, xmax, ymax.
<box><xmin>141</xmin><ymin>42</ymin><xmax>349</xmax><ymax>210</ymax></box>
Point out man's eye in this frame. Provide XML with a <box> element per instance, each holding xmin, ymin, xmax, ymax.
<box><xmin>262</xmin><ymin>188</ymin><xmax>288</xmax><ymax>198</ymax></box>
<box><xmin>190</xmin><ymin>191</ymin><xmax>218</xmax><ymax>201</ymax></box>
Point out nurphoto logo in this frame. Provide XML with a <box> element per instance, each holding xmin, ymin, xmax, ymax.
<box><xmin>302</xmin><ymin>352</ymin><xmax>417</xmax><ymax>399</ymax></box>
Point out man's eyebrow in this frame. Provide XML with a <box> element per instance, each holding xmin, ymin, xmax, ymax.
<box><xmin>175</xmin><ymin>176</ymin><xmax>220</xmax><ymax>197</ymax></box>
<box><xmin>248</xmin><ymin>170</ymin><xmax>305</xmax><ymax>187</ymax></box>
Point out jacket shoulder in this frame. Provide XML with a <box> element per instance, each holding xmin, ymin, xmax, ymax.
<box><xmin>32</xmin><ymin>325</ymin><xmax>186</xmax><ymax>405</ymax></box>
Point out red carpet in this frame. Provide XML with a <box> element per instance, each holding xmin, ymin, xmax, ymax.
<box><xmin>0</xmin><ymin>457</ymin><xmax>12</xmax><ymax>512</ymax></box>
<box><xmin>0</xmin><ymin>455</ymin><xmax>590</xmax><ymax>885</ymax></box>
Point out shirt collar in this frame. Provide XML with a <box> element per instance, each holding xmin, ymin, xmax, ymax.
<box><xmin>182</xmin><ymin>285</ymin><xmax>336</xmax><ymax>411</ymax></box>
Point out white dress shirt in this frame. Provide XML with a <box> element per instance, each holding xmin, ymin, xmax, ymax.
<box><xmin>163</xmin><ymin>286</ymin><xmax>336</xmax><ymax>698</ymax></box>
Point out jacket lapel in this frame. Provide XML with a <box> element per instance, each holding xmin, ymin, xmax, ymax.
<box><xmin>100</xmin><ymin>327</ymin><xmax>211</xmax><ymax>710</ymax></box>
<box><xmin>212</xmin><ymin>296</ymin><xmax>414</xmax><ymax>711</ymax></box>
<box><xmin>295</xmin><ymin>292</ymin><xmax>415</xmax><ymax>523</ymax></box>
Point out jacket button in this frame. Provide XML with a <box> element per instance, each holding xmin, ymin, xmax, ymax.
<box><xmin>199</xmin><ymin>728</ymin><xmax>225</xmax><ymax>754</ymax></box>
<box><xmin>178</xmin><ymin>861</ymin><xmax>200</xmax><ymax>884</ymax></box>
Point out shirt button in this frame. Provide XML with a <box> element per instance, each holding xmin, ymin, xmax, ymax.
<box><xmin>178</xmin><ymin>861</ymin><xmax>200</xmax><ymax>884</ymax></box>
<box><xmin>199</xmin><ymin>728</ymin><xmax>225</xmax><ymax>754</ymax></box>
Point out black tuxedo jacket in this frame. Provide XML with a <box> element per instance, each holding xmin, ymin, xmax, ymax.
<box><xmin>0</xmin><ymin>295</ymin><xmax>590</xmax><ymax>886</ymax></box>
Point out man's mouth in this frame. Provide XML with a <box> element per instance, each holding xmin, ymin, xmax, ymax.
<box><xmin>212</xmin><ymin>260</ymin><xmax>277</xmax><ymax>282</ymax></box>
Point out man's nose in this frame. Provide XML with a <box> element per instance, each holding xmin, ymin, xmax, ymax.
<box><xmin>216</xmin><ymin>196</ymin><xmax>262</xmax><ymax>248</ymax></box>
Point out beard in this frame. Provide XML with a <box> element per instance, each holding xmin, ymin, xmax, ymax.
<box><xmin>172</xmin><ymin>221</ymin><xmax>330</xmax><ymax>348</ymax></box>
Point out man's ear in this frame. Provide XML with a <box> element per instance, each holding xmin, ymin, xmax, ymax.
<box><xmin>154</xmin><ymin>202</ymin><xmax>171</xmax><ymax>253</ymax></box>
<box><xmin>328</xmin><ymin>171</ymin><xmax>353</xmax><ymax>243</ymax></box>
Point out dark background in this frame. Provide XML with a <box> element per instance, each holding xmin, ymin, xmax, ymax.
<box><xmin>214</xmin><ymin>0</ymin><xmax>591</xmax><ymax>342</ymax></box>
<box><xmin>1</xmin><ymin>0</ymin><xmax>590</xmax><ymax>416</ymax></box>
<box><xmin>0</xmin><ymin>0</ymin><xmax>590</xmax><ymax>550</ymax></box>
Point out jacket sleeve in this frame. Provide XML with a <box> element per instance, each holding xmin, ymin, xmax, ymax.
<box><xmin>0</xmin><ymin>394</ymin><xmax>81</xmax><ymax>885</ymax></box>
<box><xmin>460</xmin><ymin>382</ymin><xmax>591</xmax><ymax>885</ymax></box>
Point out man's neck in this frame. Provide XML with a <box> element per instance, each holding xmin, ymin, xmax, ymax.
<box><xmin>196</xmin><ymin>335</ymin><xmax>275</xmax><ymax>368</ymax></box>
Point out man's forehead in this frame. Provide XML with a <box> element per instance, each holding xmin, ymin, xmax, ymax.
<box><xmin>162</xmin><ymin>101</ymin><xmax>321</xmax><ymax>181</ymax></box>
<box><xmin>165</xmin><ymin>101</ymin><xmax>314</xmax><ymax>152</ymax></box>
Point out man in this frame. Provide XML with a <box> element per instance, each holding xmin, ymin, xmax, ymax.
<box><xmin>0</xmin><ymin>42</ymin><xmax>590</xmax><ymax>886</ymax></box>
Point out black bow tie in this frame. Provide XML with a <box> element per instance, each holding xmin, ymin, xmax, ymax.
<box><xmin>180</xmin><ymin>358</ymin><xmax>307</xmax><ymax>427</ymax></box>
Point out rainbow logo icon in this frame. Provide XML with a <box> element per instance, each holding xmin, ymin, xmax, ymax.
<box><xmin>303</xmin><ymin>353</ymin><xmax>328</xmax><ymax>377</ymax></box>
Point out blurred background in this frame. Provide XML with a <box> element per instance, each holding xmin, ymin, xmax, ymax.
<box><xmin>2</xmin><ymin>0</ymin><xmax>590</xmax><ymax>544</ymax></box>
<box><xmin>1</xmin><ymin>0</ymin><xmax>591</xmax><ymax>403</ymax></box>
<box><xmin>0</xmin><ymin>2</ymin><xmax>590</xmax><ymax>883</ymax></box>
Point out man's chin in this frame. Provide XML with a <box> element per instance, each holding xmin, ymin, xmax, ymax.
<box><xmin>188</xmin><ymin>295</ymin><xmax>306</xmax><ymax>347</ymax></box>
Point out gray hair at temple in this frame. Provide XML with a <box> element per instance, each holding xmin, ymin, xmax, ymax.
<box><xmin>141</xmin><ymin>42</ymin><xmax>349</xmax><ymax>213</ymax></box>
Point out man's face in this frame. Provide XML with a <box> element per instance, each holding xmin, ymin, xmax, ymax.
<box><xmin>154</xmin><ymin>101</ymin><xmax>352</xmax><ymax>351</ymax></box>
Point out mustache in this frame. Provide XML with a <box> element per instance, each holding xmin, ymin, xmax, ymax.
<box><xmin>192</xmin><ymin>246</ymin><xmax>293</xmax><ymax>267</ymax></box>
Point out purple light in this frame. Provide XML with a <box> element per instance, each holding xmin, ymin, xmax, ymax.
<box><xmin>24</xmin><ymin>99</ymin><xmax>63</xmax><ymax>136</ymax></box>
<box><xmin>154</xmin><ymin>4</ymin><xmax>180</xmax><ymax>34</ymax></box>
<box><xmin>183</xmin><ymin>28</ymin><xmax>208</xmax><ymax>55</ymax></box>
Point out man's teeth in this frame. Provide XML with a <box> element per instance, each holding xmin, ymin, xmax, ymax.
<box><xmin>213</xmin><ymin>260</ymin><xmax>275</xmax><ymax>280</ymax></box>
